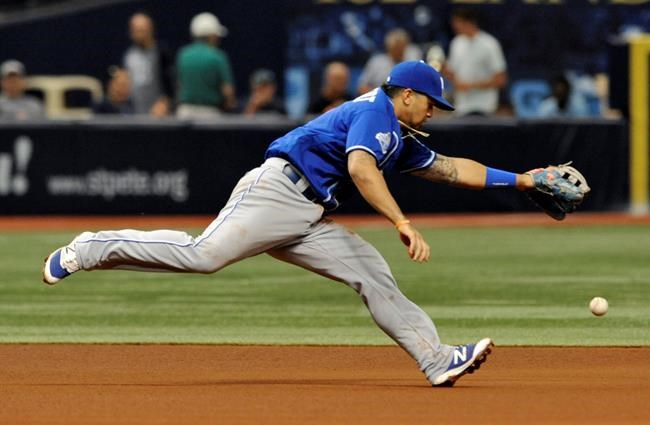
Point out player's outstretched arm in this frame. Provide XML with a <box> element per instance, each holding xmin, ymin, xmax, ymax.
<box><xmin>348</xmin><ymin>150</ymin><xmax>429</xmax><ymax>263</ymax></box>
<box><xmin>412</xmin><ymin>154</ymin><xmax>534</xmax><ymax>191</ymax></box>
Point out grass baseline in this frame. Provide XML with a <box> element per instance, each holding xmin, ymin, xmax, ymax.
<box><xmin>1</xmin><ymin>225</ymin><xmax>649</xmax><ymax>345</ymax></box>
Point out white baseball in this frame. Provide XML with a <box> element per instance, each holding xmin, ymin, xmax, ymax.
<box><xmin>589</xmin><ymin>297</ymin><xmax>608</xmax><ymax>316</ymax></box>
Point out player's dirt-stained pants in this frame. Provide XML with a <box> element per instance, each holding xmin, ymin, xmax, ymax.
<box><xmin>74</xmin><ymin>157</ymin><xmax>455</xmax><ymax>383</ymax></box>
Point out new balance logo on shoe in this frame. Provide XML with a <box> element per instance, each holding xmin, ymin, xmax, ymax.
<box><xmin>432</xmin><ymin>338</ymin><xmax>493</xmax><ymax>387</ymax></box>
<box><xmin>453</xmin><ymin>345</ymin><xmax>468</xmax><ymax>364</ymax></box>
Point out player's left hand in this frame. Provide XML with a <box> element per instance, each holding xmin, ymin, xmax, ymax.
<box><xmin>525</xmin><ymin>162</ymin><xmax>590</xmax><ymax>220</ymax></box>
<box><xmin>396</xmin><ymin>222</ymin><xmax>430</xmax><ymax>263</ymax></box>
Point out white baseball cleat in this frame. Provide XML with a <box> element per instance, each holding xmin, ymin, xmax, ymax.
<box><xmin>42</xmin><ymin>237</ymin><xmax>81</xmax><ymax>285</ymax></box>
<box><xmin>431</xmin><ymin>337</ymin><xmax>494</xmax><ymax>387</ymax></box>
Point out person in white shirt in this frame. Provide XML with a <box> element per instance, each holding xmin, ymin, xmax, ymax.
<box><xmin>443</xmin><ymin>9</ymin><xmax>508</xmax><ymax>116</ymax></box>
<box><xmin>123</xmin><ymin>13</ymin><xmax>173</xmax><ymax>117</ymax></box>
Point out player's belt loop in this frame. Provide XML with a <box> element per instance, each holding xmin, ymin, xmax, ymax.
<box><xmin>281</xmin><ymin>164</ymin><xmax>319</xmax><ymax>204</ymax></box>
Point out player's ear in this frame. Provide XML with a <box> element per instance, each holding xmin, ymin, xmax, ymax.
<box><xmin>402</xmin><ymin>89</ymin><xmax>414</xmax><ymax>106</ymax></box>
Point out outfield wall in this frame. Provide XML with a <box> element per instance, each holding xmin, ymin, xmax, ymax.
<box><xmin>0</xmin><ymin>117</ymin><xmax>627</xmax><ymax>215</ymax></box>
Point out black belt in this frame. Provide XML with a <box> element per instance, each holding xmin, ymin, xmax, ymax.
<box><xmin>282</xmin><ymin>164</ymin><xmax>319</xmax><ymax>203</ymax></box>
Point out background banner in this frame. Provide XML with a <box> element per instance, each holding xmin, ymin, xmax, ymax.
<box><xmin>0</xmin><ymin>119</ymin><xmax>628</xmax><ymax>214</ymax></box>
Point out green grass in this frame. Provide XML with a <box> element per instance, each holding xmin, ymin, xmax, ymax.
<box><xmin>1</xmin><ymin>225</ymin><xmax>649</xmax><ymax>345</ymax></box>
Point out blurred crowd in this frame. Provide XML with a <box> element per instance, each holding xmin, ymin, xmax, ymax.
<box><xmin>0</xmin><ymin>9</ymin><xmax>610</xmax><ymax>122</ymax></box>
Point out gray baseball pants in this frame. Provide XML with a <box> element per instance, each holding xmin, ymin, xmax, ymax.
<box><xmin>74</xmin><ymin>157</ymin><xmax>454</xmax><ymax>383</ymax></box>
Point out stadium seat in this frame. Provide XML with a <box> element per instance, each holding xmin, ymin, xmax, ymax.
<box><xmin>25</xmin><ymin>75</ymin><xmax>102</xmax><ymax>118</ymax></box>
<box><xmin>509</xmin><ymin>79</ymin><xmax>551</xmax><ymax>118</ymax></box>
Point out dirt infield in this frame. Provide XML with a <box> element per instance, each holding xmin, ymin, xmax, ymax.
<box><xmin>1</xmin><ymin>212</ymin><xmax>649</xmax><ymax>231</ymax></box>
<box><xmin>4</xmin><ymin>214</ymin><xmax>649</xmax><ymax>424</ymax></box>
<box><xmin>1</xmin><ymin>345</ymin><xmax>648</xmax><ymax>425</ymax></box>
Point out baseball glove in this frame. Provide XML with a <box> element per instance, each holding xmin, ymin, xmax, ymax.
<box><xmin>525</xmin><ymin>162</ymin><xmax>591</xmax><ymax>221</ymax></box>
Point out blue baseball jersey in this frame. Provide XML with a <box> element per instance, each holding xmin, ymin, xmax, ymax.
<box><xmin>265</xmin><ymin>88</ymin><xmax>436</xmax><ymax>210</ymax></box>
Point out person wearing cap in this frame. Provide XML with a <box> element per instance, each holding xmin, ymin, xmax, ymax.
<box><xmin>0</xmin><ymin>60</ymin><xmax>45</xmax><ymax>121</ymax></box>
<box><xmin>242</xmin><ymin>68</ymin><xmax>285</xmax><ymax>116</ymax></box>
<box><xmin>45</xmin><ymin>60</ymin><xmax>537</xmax><ymax>388</ymax></box>
<box><xmin>307</xmin><ymin>61</ymin><xmax>352</xmax><ymax>115</ymax></box>
<box><xmin>442</xmin><ymin>9</ymin><xmax>508</xmax><ymax>116</ymax></box>
<box><xmin>176</xmin><ymin>12</ymin><xmax>235</xmax><ymax>119</ymax></box>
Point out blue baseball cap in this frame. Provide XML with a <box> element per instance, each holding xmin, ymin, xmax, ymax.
<box><xmin>385</xmin><ymin>60</ymin><xmax>455</xmax><ymax>111</ymax></box>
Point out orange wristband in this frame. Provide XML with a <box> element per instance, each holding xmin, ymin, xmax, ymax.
<box><xmin>394</xmin><ymin>219</ymin><xmax>411</xmax><ymax>229</ymax></box>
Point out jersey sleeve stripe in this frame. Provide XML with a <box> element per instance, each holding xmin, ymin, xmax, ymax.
<box><xmin>345</xmin><ymin>145</ymin><xmax>379</xmax><ymax>158</ymax></box>
<box><xmin>400</xmin><ymin>150</ymin><xmax>437</xmax><ymax>174</ymax></box>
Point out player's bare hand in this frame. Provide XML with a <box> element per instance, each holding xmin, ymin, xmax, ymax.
<box><xmin>396</xmin><ymin>222</ymin><xmax>430</xmax><ymax>263</ymax></box>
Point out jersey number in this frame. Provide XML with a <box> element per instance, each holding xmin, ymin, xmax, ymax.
<box><xmin>353</xmin><ymin>88</ymin><xmax>378</xmax><ymax>103</ymax></box>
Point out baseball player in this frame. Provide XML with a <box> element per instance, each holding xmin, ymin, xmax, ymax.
<box><xmin>42</xmin><ymin>61</ymin><xmax>584</xmax><ymax>386</ymax></box>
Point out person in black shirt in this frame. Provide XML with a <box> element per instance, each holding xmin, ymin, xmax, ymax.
<box><xmin>242</xmin><ymin>69</ymin><xmax>285</xmax><ymax>116</ymax></box>
<box><xmin>92</xmin><ymin>67</ymin><xmax>135</xmax><ymax>115</ymax></box>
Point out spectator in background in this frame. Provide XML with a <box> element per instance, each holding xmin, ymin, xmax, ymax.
<box><xmin>357</xmin><ymin>28</ymin><xmax>421</xmax><ymax>94</ymax></box>
<box><xmin>308</xmin><ymin>61</ymin><xmax>352</xmax><ymax>115</ymax></box>
<box><xmin>123</xmin><ymin>12</ymin><xmax>174</xmax><ymax>117</ymax></box>
<box><xmin>536</xmin><ymin>75</ymin><xmax>590</xmax><ymax>118</ymax></box>
<box><xmin>92</xmin><ymin>67</ymin><xmax>135</xmax><ymax>115</ymax></box>
<box><xmin>0</xmin><ymin>59</ymin><xmax>45</xmax><ymax>120</ymax></box>
<box><xmin>443</xmin><ymin>9</ymin><xmax>507</xmax><ymax>116</ymax></box>
<box><xmin>242</xmin><ymin>69</ymin><xmax>285</xmax><ymax>116</ymax></box>
<box><xmin>176</xmin><ymin>12</ymin><xmax>235</xmax><ymax>119</ymax></box>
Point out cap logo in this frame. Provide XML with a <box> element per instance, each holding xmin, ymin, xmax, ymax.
<box><xmin>440</xmin><ymin>76</ymin><xmax>444</xmax><ymax>91</ymax></box>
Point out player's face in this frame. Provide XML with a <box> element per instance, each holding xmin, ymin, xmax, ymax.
<box><xmin>409</xmin><ymin>92</ymin><xmax>435</xmax><ymax>128</ymax></box>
